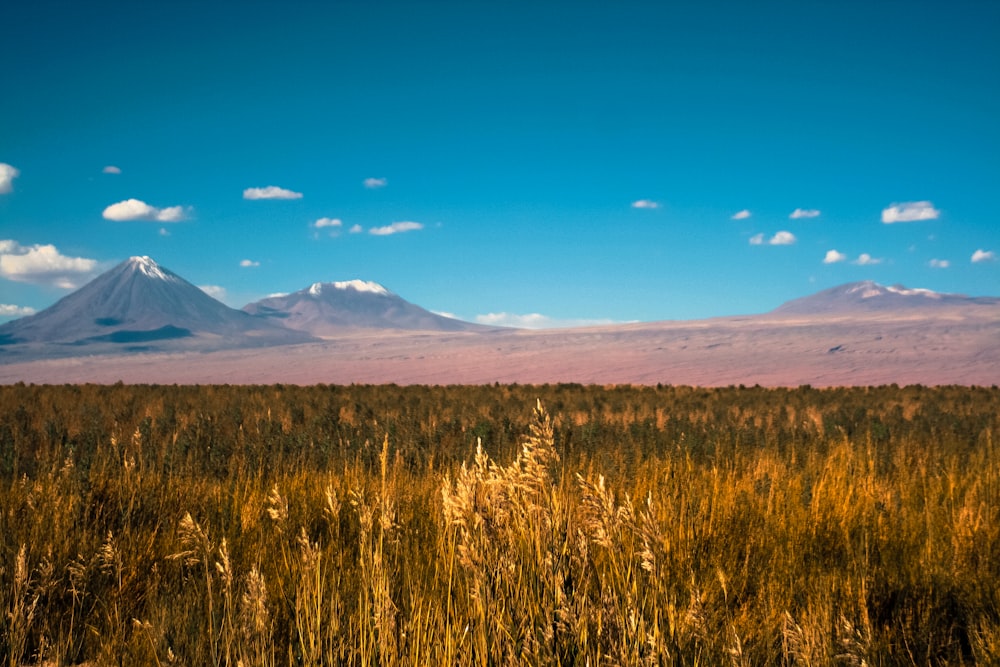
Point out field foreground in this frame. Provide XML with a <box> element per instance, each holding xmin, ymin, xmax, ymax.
<box><xmin>1</xmin><ymin>383</ymin><xmax>998</xmax><ymax>665</ymax></box>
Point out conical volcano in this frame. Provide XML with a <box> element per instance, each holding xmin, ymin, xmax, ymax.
<box><xmin>0</xmin><ymin>256</ymin><xmax>312</xmax><ymax>352</ymax></box>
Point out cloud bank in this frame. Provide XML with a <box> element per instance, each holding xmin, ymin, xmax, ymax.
<box><xmin>0</xmin><ymin>240</ymin><xmax>99</xmax><ymax>288</ymax></box>
<box><xmin>475</xmin><ymin>312</ymin><xmax>624</xmax><ymax>329</ymax></box>
<box><xmin>243</xmin><ymin>186</ymin><xmax>303</xmax><ymax>200</ymax></box>
<box><xmin>0</xmin><ymin>304</ymin><xmax>36</xmax><ymax>317</ymax></box>
<box><xmin>103</xmin><ymin>199</ymin><xmax>188</xmax><ymax>222</ymax></box>
<box><xmin>0</xmin><ymin>163</ymin><xmax>20</xmax><ymax>194</ymax></box>
<box><xmin>369</xmin><ymin>221</ymin><xmax>424</xmax><ymax>236</ymax></box>
<box><xmin>882</xmin><ymin>201</ymin><xmax>940</xmax><ymax>224</ymax></box>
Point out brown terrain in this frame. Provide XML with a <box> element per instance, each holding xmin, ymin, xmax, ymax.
<box><xmin>2</xmin><ymin>310</ymin><xmax>997</xmax><ymax>386</ymax></box>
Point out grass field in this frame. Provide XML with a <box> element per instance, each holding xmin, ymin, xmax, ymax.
<box><xmin>1</xmin><ymin>383</ymin><xmax>998</xmax><ymax>665</ymax></box>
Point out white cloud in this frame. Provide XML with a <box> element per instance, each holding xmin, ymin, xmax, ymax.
<box><xmin>789</xmin><ymin>208</ymin><xmax>820</xmax><ymax>219</ymax></box>
<box><xmin>631</xmin><ymin>199</ymin><xmax>661</xmax><ymax>210</ymax></box>
<box><xmin>929</xmin><ymin>259</ymin><xmax>950</xmax><ymax>269</ymax></box>
<box><xmin>313</xmin><ymin>217</ymin><xmax>343</xmax><ymax>229</ymax></box>
<box><xmin>102</xmin><ymin>165</ymin><xmax>122</xmax><ymax>174</ymax></box>
<box><xmin>0</xmin><ymin>163</ymin><xmax>20</xmax><ymax>194</ymax></box>
<box><xmin>0</xmin><ymin>240</ymin><xmax>99</xmax><ymax>288</ymax></box>
<box><xmin>752</xmin><ymin>231</ymin><xmax>795</xmax><ymax>246</ymax></box>
<box><xmin>243</xmin><ymin>186</ymin><xmax>303</xmax><ymax>200</ymax></box>
<box><xmin>200</xmin><ymin>285</ymin><xmax>227</xmax><ymax>300</ymax></box>
<box><xmin>972</xmin><ymin>249</ymin><xmax>996</xmax><ymax>263</ymax></box>
<box><xmin>239</xmin><ymin>259</ymin><xmax>260</xmax><ymax>268</ymax></box>
<box><xmin>159</xmin><ymin>228</ymin><xmax>170</xmax><ymax>237</ymax></box>
<box><xmin>363</xmin><ymin>177</ymin><xmax>387</xmax><ymax>189</ymax></box>
<box><xmin>369</xmin><ymin>221</ymin><xmax>424</xmax><ymax>236</ymax></box>
<box><xmin>0</xmin><ymin>304</ymin><xmax>36</xmax><ymax>317</ymax></box>
<box><xmin>349</xmin><ymin>224</ymin><xmax>363</xmax><ymax>234</ymax></box>
<box><xmin>823</xmin><ymin>249</ymin><xmax>847</xmax><ymax>264</ymax></box>
<box><xmin>882</xmin><ymin>201</ymin><xmax>940</xmax><ymax>224</ymax></box>
<box><xmin>731</xmin><ymin>209</ymin><xmax>751</xmax><ymax>220</ymax></box>
<box><xmin>475</xmin><ymin>312</ymin><xmax>626</xmax><ymax>329</ymax></box>
<box><xmin>102</xmin><ymin>198</ymin><xmax>188</xmax><ymax>222</ymax></box>
<box><xmin>854</xmin><ymin>253</ymin><xmax>882</xmax><ymax>266</ymax></box>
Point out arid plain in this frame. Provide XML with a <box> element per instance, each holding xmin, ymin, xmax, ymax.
<box><xmin>3</xmin><ymin>309</ymin><xmax>997</xmax><ymax>386</ymax></box>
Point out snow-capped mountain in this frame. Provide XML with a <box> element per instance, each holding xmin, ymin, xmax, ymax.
<box><xmin>772</xmin><ymin>280</ymin><xmax>999</xmax><ymax>315</ymax></box>
<box><xmin>243</xmin><ymin>280</ymin><xmax>490</xmax><ymax>334</ymax></box>
<box><xmin>0</xmin><ymin>256</ymin><xmax>311</xmax><ymax>351</ymax></box>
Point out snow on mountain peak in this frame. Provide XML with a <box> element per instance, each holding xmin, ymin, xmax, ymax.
<box><xmin>305</xmin><ymin>280</ymin><xmax>389</xmax><ymax>297</ymax></box>
<box><xmin>127</xmin><ymin>256</ymin><xmax>174</xmax><ymax>281</ymax></box>
<box><xmin>331</xmin><ymin>280</ymin><xmax>390</xmax><ymax>295</ymax></box>
<box><xmin>844</xmin><ymin>281</ymin><xmax>943</xmax><ymax>300</ymax></box>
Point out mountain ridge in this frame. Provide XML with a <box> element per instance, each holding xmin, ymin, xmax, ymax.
<box><xmin>243</xmin><ymin>279</ymin><xmax>493</xmax><ymax>334</ymax></box>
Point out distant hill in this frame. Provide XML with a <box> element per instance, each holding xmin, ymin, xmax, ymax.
<box><xmin>771</xmin><ymin>280</ymin><xmax>1000</xmax><ymax>316</ymax></box>
<box><xmin>0</xmin><ymin>256</ymin><xmax>311</xmax><ymax>355</ymax></box>
<box><xmin>243</xmin><ymin>280</ymin><xmax>492</xmax><ymax>335</ymax></box>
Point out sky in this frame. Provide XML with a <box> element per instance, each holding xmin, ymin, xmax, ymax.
<box><xmin>2</xmin><ymin>1</ymin><xmax>998</xmax><ymax>327</ymax></box>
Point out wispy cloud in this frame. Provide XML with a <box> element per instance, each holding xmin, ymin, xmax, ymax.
<box><xmin>349</xmin><ymin>224</ymin><xmax>364</xmax><ymax>234</ymax></box>
<box><xmin>972</xmin><ymin>249</ymin><xmax>996</xmax><ymax>263</ymax></box>
<box><xmin>102</xmin><ymin>165</ymin><xmax>122</xmax><ymax>175</ymax></box>
<box><xmin>475</xmin><ymin>312</ymin><xmax>625</xmax><ymax>329</ymax></box>
<box><xmin>631</xmin><ymin>199</ymin><xmax>661</xmax><ymax>210</ymax></box>
<box><xmin>239</xmin><ymin>259</ymin><xmax>260</xmax><ymax>268</ymax></box>
<box><xmin>103</xmin><ymin>198</ymin><xmax>188</xmax><ymax>222</ymax></box>
<box><xmin>823</xmin><ymin>249</ymin><xmax>847</xmax><ymax>264</ymax></box>
<box><xmin>369</xmin><ymin>221</ymin><xmax>424</xmax><ymax>236</ymax></box>
<box><xmin>731</xmin><ymin>209</ymin><xmax>751</xmax><ymax>220</ymax></box>
<box><xmin>0</xmin><ymin>304</ymin><xmax>36</xmax><ymax>318</ymax></box>
<box><xmin>0</xmin><ymin>240</ymin><xmax>99</xmax><ymax>288</ymax></box>
<box><xmin>882</xmin><ymin>201</ymin><xmax>939</xmax><ymax>224</ymax></box>
<box><xmin>200</xmin><ymin>285</ymin><xmax>227</xmax><ymax>301</ymax></box>
<box><xmin>789</xmin><ymin>208</ymin><xmax>820</xmax><ymax>219</ymax></box>
<box><xmin>0</xmin><ymin>163</ymin><xmax>20</xmax><ymax>194</ymax></box>
<box><xmin>243</xmin><ymin>186</ymin><xmax>303</xmax><ymax>200</ymax></box>
<box><xmin>751</xmin><ymin>231</ymin><xmax>796</xmax><ymax>246</ymax></box>
<box><xmin>312</xmin><ymin>217</ymin><xmax>342</xmax><ymax>229</ymax></box>
<box><xmin>854</xmin><ymin>253</ymin><xmax>882</xmax><ymax>266</ymax></box>
<box><xmin>929</xmin><ymin>258</ymin><xmax>950</xmax><ymax>269</ymax></box>
<box><xmin>363</xmin><ymin>177</ymin><xmax>387</xmax><ymax>189</ymax></box>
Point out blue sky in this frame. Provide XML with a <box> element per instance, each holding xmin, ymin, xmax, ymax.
<box><xmin>2</xmin><ymin>1</ymin><xmax>998</xmax><ymax>327</ymax></box>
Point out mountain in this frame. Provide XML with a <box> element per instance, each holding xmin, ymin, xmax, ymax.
<box><xmin>243</xmin><ymin>280</ymin><xmax>491</xmax><ymax>334</ymax></box>
<box><xmin>0</xmin><ymin>256</ymin><xmax>311</xmax><ymax>354</ymax></box>
<box><xmin>771</xmin><ymin>280</ymin><xmax>1000</xmax><ymax>316</ymax></box>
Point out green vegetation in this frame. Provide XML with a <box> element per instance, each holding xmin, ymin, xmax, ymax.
<box><xmin>1</xmin><ymin>383</ymin><xmax>998</xmax><ymax>665</ymax></box>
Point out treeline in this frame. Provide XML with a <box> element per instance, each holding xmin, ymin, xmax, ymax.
<box><xmin>0</xmin><ymin>383</ymin><xmax>998</xmax><ymax>665</ymax></box>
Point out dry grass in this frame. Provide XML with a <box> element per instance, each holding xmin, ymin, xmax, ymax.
<box><xmin>1</xmin><ymin>384</ymin><xmax>998</xmax><ymax>665</ymax></box>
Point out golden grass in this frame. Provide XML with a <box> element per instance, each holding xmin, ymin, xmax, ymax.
<box><xmin>0</xmin><ymin>384</ymin><xmax>998</xmax><ymax>665</ymax></box>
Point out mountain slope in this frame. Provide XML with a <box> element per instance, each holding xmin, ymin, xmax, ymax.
<box><xmin>243</xmin><ymin>280</ymin><xmax>491</xmax><ymax>334</ymax></box>
<box><xmin>771</xmin><ymin>280</ymin><xmax>1000</xmax><ymax>316</ymax></box>
<box><xmin>0</xmin><ymin>256</ymin><xmax>311</xmax><ymax>351</ymax></box>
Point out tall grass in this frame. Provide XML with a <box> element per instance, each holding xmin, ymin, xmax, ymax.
<box><xmin>0</xmin><ymin>384</ymin><xmax>998</xmax><ymax>664</ymax></box>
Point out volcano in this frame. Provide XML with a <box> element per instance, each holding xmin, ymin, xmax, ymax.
<box><xmin>0</xmin><ymin>256</ymin><xmax>311</xmax><ymax>354</ymax></box>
